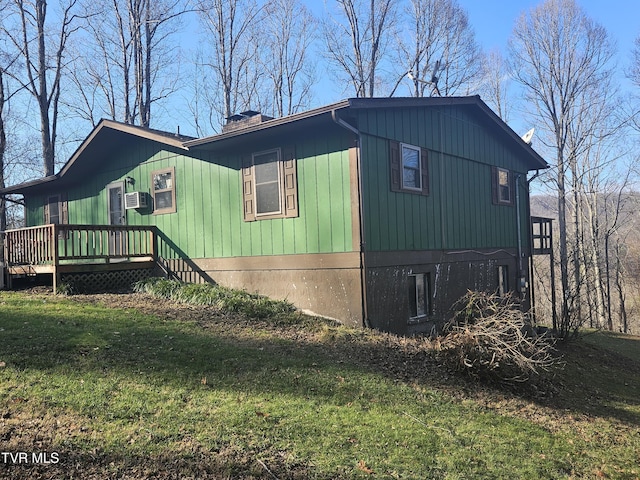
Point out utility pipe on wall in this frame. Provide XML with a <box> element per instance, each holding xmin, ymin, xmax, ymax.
<box><xmin>331</xmin><ymin>110</ymin><xmax>370</xmax><ymax>327</ymax></box>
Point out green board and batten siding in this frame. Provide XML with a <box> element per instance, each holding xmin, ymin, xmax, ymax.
<box><xmin>25</xmin><ymin>134</ymin><xmax>355</xmax><ymax>260</ymax></box>
<box><xmin>355</xmin><ymin>106</ymin><xmax>531</xmax><ymax>253</ymax></box>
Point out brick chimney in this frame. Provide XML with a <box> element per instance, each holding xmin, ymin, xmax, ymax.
<box><xmin>222</xmin><ymin>110</ymin><xmax>274</xmax><ymax>133</ymax></box>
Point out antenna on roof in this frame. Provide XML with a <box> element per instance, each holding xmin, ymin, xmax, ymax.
<box><xmin>407</xmin><ymin>59</ymin><xmax>442</xmax><ymax>97</ymax></box>
<box><xmin>521</xmin><ymin>128</ymin><xmax>535</xmax><ymax>145</ymax></box>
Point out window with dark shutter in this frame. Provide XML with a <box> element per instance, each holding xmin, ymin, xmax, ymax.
<box><xmin>389</xmin><ymin>141</ymin><xmax>429</xmax><ymax>196</ymax></box>
<box><xmin>241</xmin><ymin>146</ymin><xmax>298</xmax><ymax>222</ymax></box>
<box><xmin>242</xmin><ymin>154</ymin><xmax>256</xmax><ymax>222</ymax></box>
<box><xmin>45</xmin><ymin>194</ymin><xmax>68</xmax><ymax>224</ymax></box>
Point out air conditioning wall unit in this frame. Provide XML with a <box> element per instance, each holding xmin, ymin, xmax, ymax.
<box><xmin>124</xmin><ymin>191</ymin><xmax>149</xmax><ymax>209</ymax></box>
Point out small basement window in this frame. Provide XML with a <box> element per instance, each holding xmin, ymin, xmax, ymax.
<box><xmin>152</xmin><ymin>167</ymin><xmax>176</xmax><ymax>214</ymax></box>
<box><xmin>497</xmin><ymin>265</ymin><xmax>509</xmax><ymax>296</ymax></box>
<box><xmin>408</xmin><ymin>273</ymin><xmax>431</xmax><ymax>322</ymax></box>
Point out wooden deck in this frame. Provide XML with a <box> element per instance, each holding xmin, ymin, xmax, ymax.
<box><xmin>3</xmin><ymin>224</ymin><xmax>157</xmax><ymax>292</ymax></box>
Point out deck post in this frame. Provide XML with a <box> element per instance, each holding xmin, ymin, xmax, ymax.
<box><xmin>150</xmin><ymin>228</ymin><xmax>158</xmax><ymax>272</ymax></box>
<box><xmin>52</xmin><ymin>224</ymin><xmax>60</xmax><ymax>294</ymax></box>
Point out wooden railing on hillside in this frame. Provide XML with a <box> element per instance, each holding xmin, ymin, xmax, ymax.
<box><xmin>4</xmin><ymin>224</ymin><xmax>157</xmax><ymax>267</ymax></box>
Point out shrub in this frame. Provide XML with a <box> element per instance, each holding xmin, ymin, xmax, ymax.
<box><xmin>435</xmin><ymin>291</ymin><xmax>561</xmax><ymax>385</ymax></box>
<box><xmin>132</xmin><ymin>277</ymin><xmax>296</xmax><ymax>319</ymax></box>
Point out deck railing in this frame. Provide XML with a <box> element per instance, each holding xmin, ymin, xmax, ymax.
<box><xmin>4</xmin><ymin>224</ymin><xmax>157</xmax><ymax>266</ymax></box>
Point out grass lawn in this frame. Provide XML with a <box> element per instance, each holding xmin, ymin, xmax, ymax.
<box><xmin>0</xmin><ymin>290</ymin><xmax>639</xmax><ymax>479</ymax></box>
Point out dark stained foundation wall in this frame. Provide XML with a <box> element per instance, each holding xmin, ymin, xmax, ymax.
<box><xmin>159</xmin><ymin>252</ymin><xmax>364</xmax><ymax>327</ymax></box>
<box><xmin>155</xmin><ymin>249</ymin><xmax>529</xmax><ymax>335</ymax></box>
<box><xmin>365</xmin><ymin>249</ymin><xmax>527</xmax><ymax>335</ymax></box>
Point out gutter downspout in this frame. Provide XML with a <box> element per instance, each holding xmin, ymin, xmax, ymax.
<box><xmin>525</xmin><ymin>169</ymin><xmax>543</xmax><ymax>319</ymax></box>
<box><xmin>331</xmin><ymin>110</ymin><xmax>370</xmax><ymax>328</ymax></box>
<box><xmin>516</xmin><ymin>170</ymin><xmax>543</xmax><ymax>296</ymax></box>
<box><xmin>515</xmin><ymin>174</ymin><xmax>525</xmax><ymax>299</ymax></box>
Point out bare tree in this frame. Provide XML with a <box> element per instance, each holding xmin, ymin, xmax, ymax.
<box><xmin>260</xmin><ymin>0</ymin><xmax>316</xmax><ymax>117</ymax></box>
<box><xmin>629</xmin><ymin>36</ymin><xmax>640</xmax><ymax>89</ymax></box>
<box><xmin>1</xmin><ymin>0</ymin><xmax>81</xmax><ymax>176</ymax></box>
<box><xmin>394</xmin><ymin>0</ymin><xmax>482</xmax><ymax>97</ymax></box>
<box><xmin>479</xmin><ymin>49</ymin><xmax>510</xmax><ymax>122</ymax></box>
<box><xmin>71</xmin><ymin>0</ymin><xmax>187</xmax><ymax>128</ymax></box>
<box><xmin>0</xmin><ymin>66</ymin><xmax>7</xmax><ymax>242</ymax></box>
<box><xmin>323</xmin><ymin>0</ymin><xmax>396</xmax><ymax>98</ymax></box>
<box><xmin>508</xmin><ymin>0</ymin><xmax>617</xmax><ymax>338</ymax></box>
<box><xmin>197</xmin><ymin>0</ymin><xmax>263</xmax><ymax>124</ymax></box>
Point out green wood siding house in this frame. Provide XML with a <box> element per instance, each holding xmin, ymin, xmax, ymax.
<box><xmin>1</xmin><ymin>97</ymin><xmax>547</xmax><ymax>334</ymax></box>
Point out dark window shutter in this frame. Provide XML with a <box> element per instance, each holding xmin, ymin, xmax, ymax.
<box><xmin>390</xmin><ymin>140</ymin><xmax>401</xmax><ymax>192</ymax></box>
<box><xmin>282</xmin><ymin>145</ymin><xmax>298</xmax><ymax>218</ymax></box>
<box><xmin>420</xmin><ymin>148</ymin><xmax>429</xmax><ymax>196</ymax></box>
<box><xmin>242</xmin><ymin>154</ymin><xmax>256</xmax><ymax>222</ymax></box>
<box><xmin>61</xmin><ymin>193</ymin><xmax>68</xmax><ymax>224</ymax></box>
<box><xmin>491</xmin><ymin>166</ymin><xmax>499</xmax><ymax>205</ymax></box>
<box><xmin>44</xmin><ymin>198</ymin><xmax>50</xmax><ymax>224</ymax></box>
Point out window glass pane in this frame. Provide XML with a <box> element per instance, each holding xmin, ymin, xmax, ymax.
<box><xmin>498</xmin><ymin>265</ymin><xmax>509</xmax><ymax>296</ymax></box>
<box><xmin>498</xmin><ymin>169</ymin><xmax>510</xmax><ymax>202</ymax></box>
<box><xmin>402</xmin><ymin>146</ymin><xmax>419</xmax><ymax>169</ymax></box>
<box><xmin>408</xmin><ymin>276</ymin><xmax>417</xmax><ymax>318</ymax></box>
<box><xmin>155</xmin><ymin>191</ymin><xmax>173</xmax><ymax>210</ymax></box>
<box><xmin>256</xmin><ymin>183</ymin><xmax>280</xmax><ymax>214</ymax></box>
<box><xmin>255</xmin><ymin>150</ymin><xmax>278</xmax><ymax>165</ymax></box>
<box><xmin>153</xmin><ymin>172</ymin><xmax>172</xmax><ymax>191</ymax></box>
<box><xmin>48</xmin><ymin>198</ymin><xmax>60</xmax><ymax>224</ymax></box>
<box><xmin>500</xmin><ymin>185</ymin><xmax>510</xmax><ymax>202</ymax></box>
<box><xmin>402</xmin><ymin>145</ymin><xmax>421</xmax><ymax>189</ymax></box>
<box><xmin>415</xmin><ymin>274</ymin><xmax>426</xmax><ymax>316</ymax></box>
<box><xmin>255</xmin><ymin>160</ymin><xmax>279</xmax><ymax>183</ymax></box>
<box><xmin>498</xmin><ymin>169</ymin><xmax>509</xmax><ymax>187</ymax></box>
<box><xmin>403</xmin><ymin>169</ymin><xmax>418</xmax><ymax>189</ymax></box>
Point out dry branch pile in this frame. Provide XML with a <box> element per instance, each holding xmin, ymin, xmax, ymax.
<box><xmin>436</xmin><ymin>291</ymin><xmax>561</xmax><ymax>384</ymax></box>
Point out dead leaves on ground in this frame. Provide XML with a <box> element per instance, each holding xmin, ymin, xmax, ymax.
<box><xmin>357</xmin><ymin>459</ymin><xmax>375</xmax><ymax>474</ymax></box>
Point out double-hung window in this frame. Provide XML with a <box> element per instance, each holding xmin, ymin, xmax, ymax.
<box><xmin>401</xmin><ymin>144</ymin><xmax>422</xmax><ymax>191</ymax></box>
<box><xmin>152</xmin><ymin>167</ymin><xmax>176</xmax><ymax>214</ymax></box>
<box><xmin>492</xmin><ymin>166</ymin><xmax>514</xmax><ymax>206</ymax></box>
<box><xmin>254</xmin><ymin>150</ymin><xmax>282</xmax><ymax>216</ymax></box>
<box><xmin>44</xmin><ymin>194</ymin><xmax>68</xmax><ymax>225</ymax></box>
<box><xmin>242</xmin><ymin>146</ymin><xmax>298</xmax><ymax>221</ymax></box>
<box><xmin>389</xmin><ymin>141</ymin><xmax>429</xmax><ymax>195</ymax></box>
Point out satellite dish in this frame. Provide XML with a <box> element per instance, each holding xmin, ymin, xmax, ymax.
<box><xmin>521</xmin><ymin>128</ymin><xmax>535</xmax><ymax>145</ymax></box>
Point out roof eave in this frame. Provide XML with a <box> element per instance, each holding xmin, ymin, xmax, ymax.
<box><xmin>184</xmin><ymin>99</ymin><xmax>352</xmax><ymax>148</ymax></box>
<box><xmin>1</xmin><ymin>120</ymin><xmax>193</xmax><ymax>195</ymax></box>
<box><xmin>58</xmin><ymin>120</ymin><xmax>190</xmax><ymax>178</ymax></box>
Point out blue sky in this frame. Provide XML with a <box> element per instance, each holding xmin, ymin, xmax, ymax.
<box><xmin>460</xmin><ymin>0</ymin><xmax>638</xmax><ymax>66</ymax></box>
<box><xmin>305</xmin><ymin>0</ymin><xmax>639</xmax><ymax>106</ymax></box>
